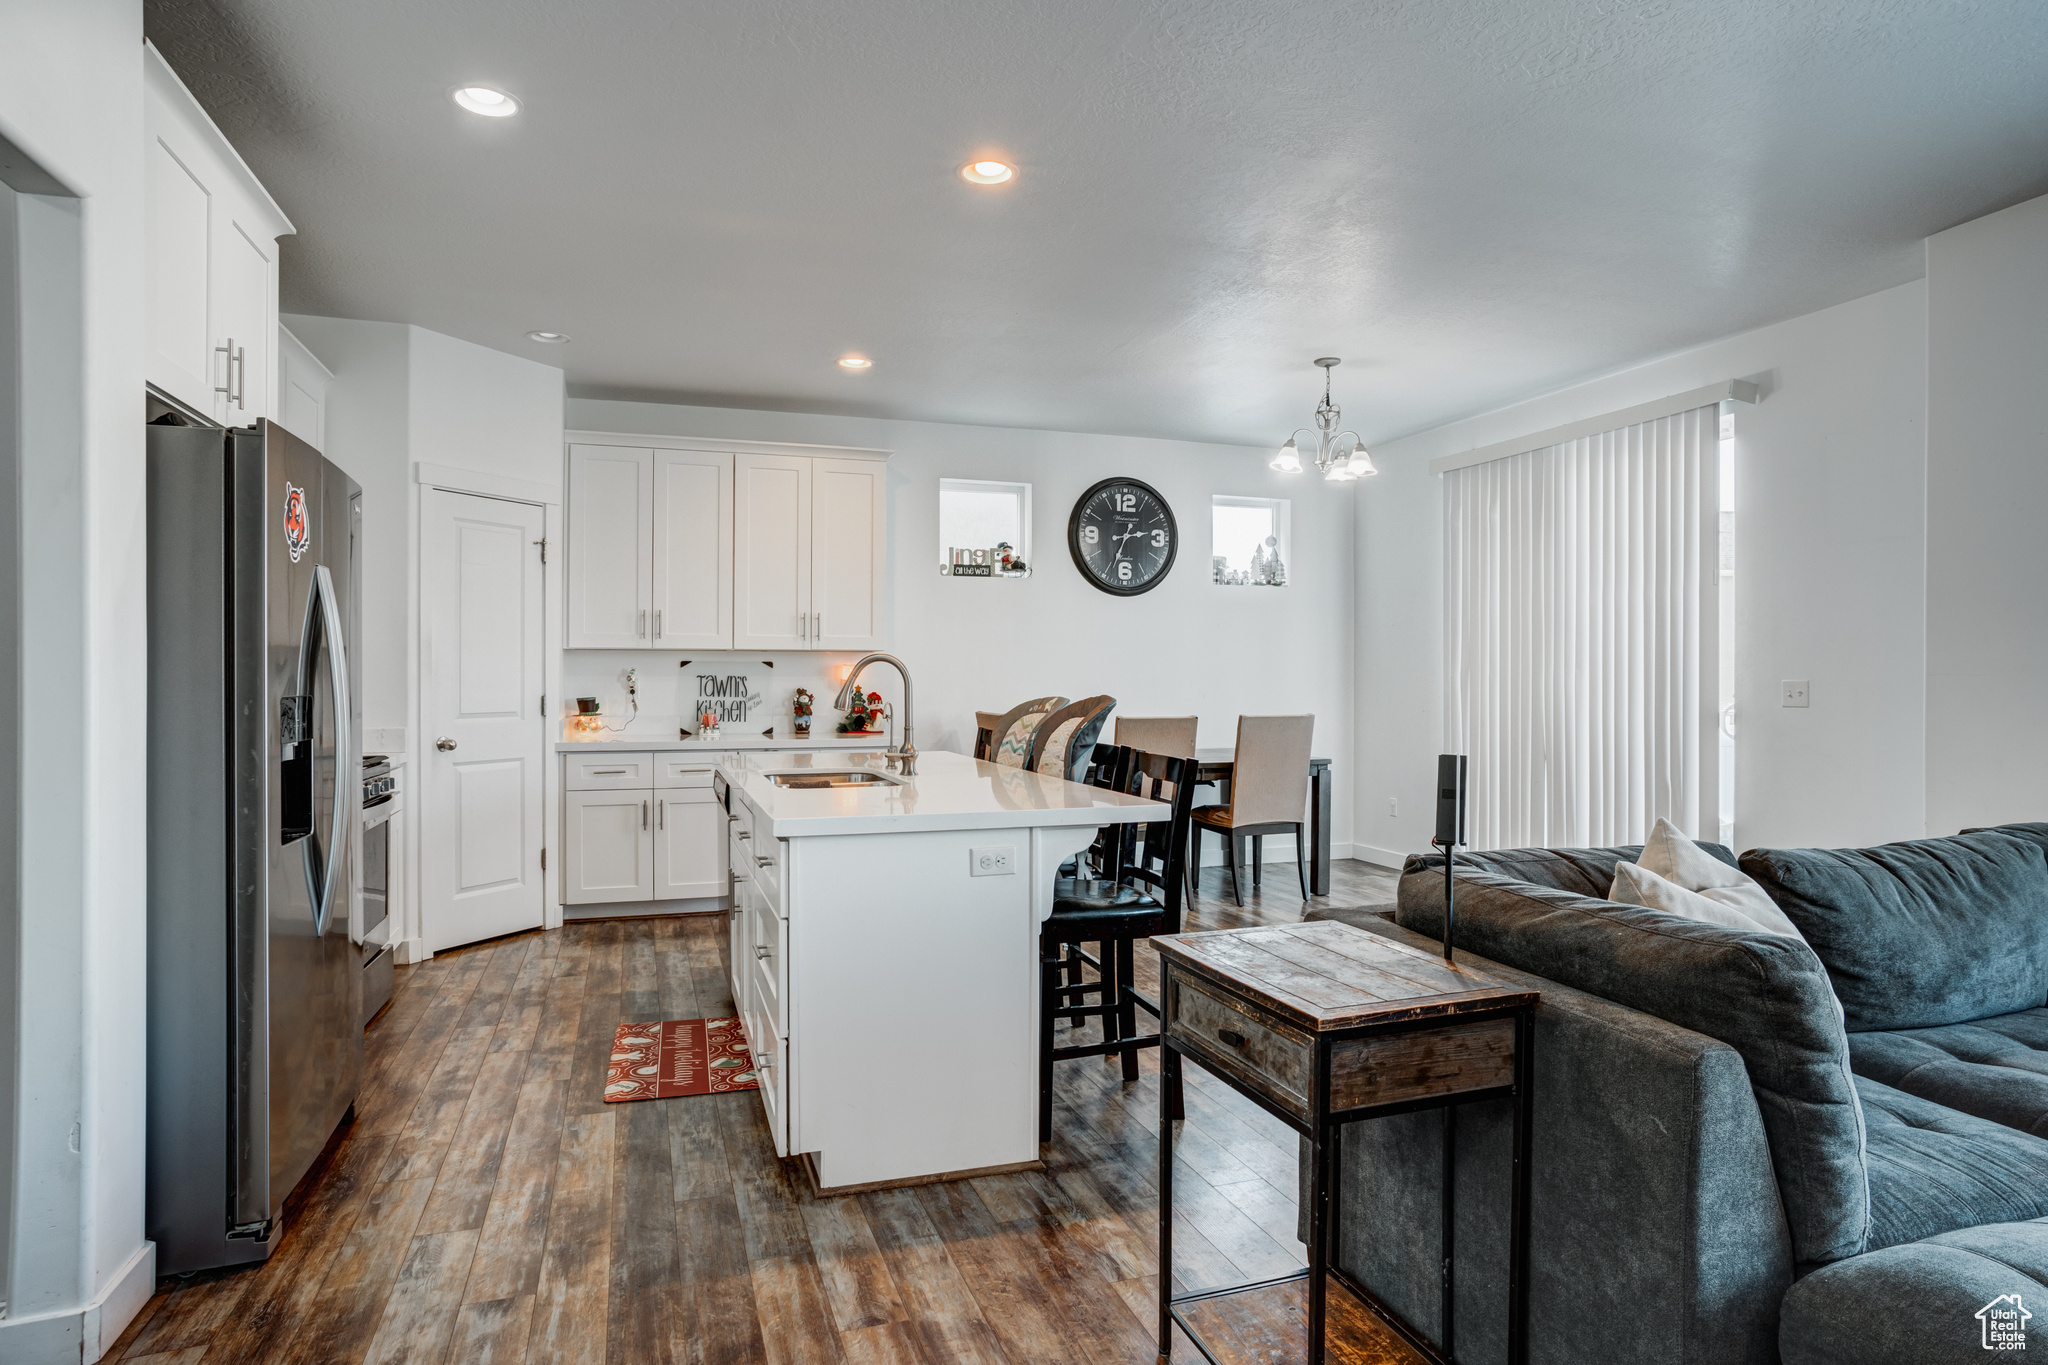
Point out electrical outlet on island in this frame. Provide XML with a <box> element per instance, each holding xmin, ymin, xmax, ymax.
<box><xmin>970</xmin><ymin>847</ymin><xmax>1015</xmax><ymax>877</ymax></box>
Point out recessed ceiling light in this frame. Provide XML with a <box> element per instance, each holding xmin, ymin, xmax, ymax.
<box><xmin>837</xmin><ymin>355</ymin><xmax>873</xmax><ymax>369</ymax></box>
<box><xmin>960</xmin><ymin>159</ymin><xmax>1014</xmax><ymax>185</ymax></box>
<box><xmin>526</xmin><ymin>330</ymin><xmax>570</xmax><ymax>343</ymax></box>
<box><xmin>453</xmin><ymin>86</ymin><xmax>519</xmax><ymax>117</ymax></box>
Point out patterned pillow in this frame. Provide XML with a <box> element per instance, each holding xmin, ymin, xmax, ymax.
<box><xmin>994</xmin><ymin>712</ymin><xmax>1048</xmax><ymax>768</ymax></box>
<box><xmin>1032</xmin><ymin>718</ymin><xmax>1084</xmax><ymax>782</ymax></box>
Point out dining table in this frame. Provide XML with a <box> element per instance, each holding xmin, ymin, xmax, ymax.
<box><xmin>1192</xmin><ymin>748</ymin><xmax>1335</xmax><ymax>896</ymax></box>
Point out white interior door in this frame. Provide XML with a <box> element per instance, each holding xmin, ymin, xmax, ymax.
<box><xmin>733</xmin><ymin>454</ymin><xmax>811</xmax><ymax>650</ymax></box>
<box><xmin>566</xmin><ymin>444</ymin><xmax>652</xmax><ymax>649</ymax></box>
<box><xmin>422</xmin><ymin>490</ymin><xmax>547</xmax><ymax>951</ymax></box>
<box><xmin>652</xmin><ymin>449</ymin><xmax>734</xmax><ymax>648</ymax></box>
<box><xmin>812</xmin><ymin>458</ymin><xmax>887</xmax><ymax>651</ymax></box>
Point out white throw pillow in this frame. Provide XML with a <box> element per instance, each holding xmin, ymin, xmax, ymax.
<box><xmin>1612</xmin><ymin>817</ymin><xmax>1804</xmax><ymax>939</ymax></box>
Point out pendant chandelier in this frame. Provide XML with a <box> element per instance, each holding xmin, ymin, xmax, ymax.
<box><xmin>1272</xmin><ymin>357</ymin><xmax>1376</xmax><ymax>481</ymax></box>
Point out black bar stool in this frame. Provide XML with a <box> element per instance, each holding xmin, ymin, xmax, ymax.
<box><xmin>1038</xmin><ymin>748</ymin><xmax>1195</xmax><ymax>1142</ymax></box>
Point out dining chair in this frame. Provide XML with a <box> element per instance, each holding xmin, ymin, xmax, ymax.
<box><xmin>1113</xmin><ymin>716</ymin><xmax>1201</xmax><ymax>898</ymax></box>
<box><xmin>973</xmin><ymin>710</ymin><xmax>1006</xmax><ymax>760</ymax></box>
<box><xmin>1027</xmin><ymin>695</ymin><xmax>1117</xmax><ymax>783</ymax></box>
<box><xmin>984</xmin><ymin>696</ymin><xmax>1069</xmax><ymax>768</ymax></box>
<box><xmin>1112</xmin><ymin>715</ymin><xmax>1198</xmax><ymax>758</ymax></box>
<box><xmin>1039</xmin><ymin>748</ymin><xmax>1194</xmax><ymax>1140</ymax></box>
<box><xmin>1191</xmin><ymin>714</ymin><xmax>1315</xmax><ymax>907</ymax></box>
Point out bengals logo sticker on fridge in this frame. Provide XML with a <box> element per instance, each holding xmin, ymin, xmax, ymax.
<box><xmin>283</xmin><ymin>483</ymin><xmax>310</xmax><ymax>562</ymax></box>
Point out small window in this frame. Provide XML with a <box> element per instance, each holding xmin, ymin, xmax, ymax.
<box><xmin>939</xmin><ymin>479</ymin><xmax>1032</xmax><ymax>578</ymax></box>
<box><xmin>1212</xmin><ymin>496</ymin><xmax>1290</xmax><ymax>586</ymax></box>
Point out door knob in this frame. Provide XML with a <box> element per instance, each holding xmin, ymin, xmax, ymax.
<box><xmin>436</xmin><ymin>737</ymin><xmax>457</xmax><ymax>751</ymax></box>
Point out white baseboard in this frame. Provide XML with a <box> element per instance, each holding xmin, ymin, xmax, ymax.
<box><xmin>1351</xmin><ymin>842</ymin><xmax>1414</xmax><ymax>871</ymax></box>
<box><xmin>0</xmin><ymin>1239</ymin><xmax>155</xmax><ymax>1364</ymax></box>
<box><xmin>1194</xmin><ymin>837</ymin><xmax>1369</xmax><ymax>868</ymax></box>
<box><xmin>393</xmin><ymin>936</ymin><xmax>431</xmax><ymax>965</ymax></box>
<box><xmin>561</xmin><ymin>896</ymin><xmax>728</xmax><ymax>921</ymax></box>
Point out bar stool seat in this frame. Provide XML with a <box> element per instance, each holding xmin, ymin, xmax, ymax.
<box><xmin>1039</xmin><ymin>748</ymin><xmax>1194</xmax><ymax>1142</ymax></box>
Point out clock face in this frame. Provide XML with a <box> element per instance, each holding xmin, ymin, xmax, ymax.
<box><xmin>1068</xmin><ymin>478</ymin><xmax>1178</xmax><ymax>596</ymax></box>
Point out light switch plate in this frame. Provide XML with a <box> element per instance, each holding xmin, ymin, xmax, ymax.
<box><xmin>1782</xmin><ymin>679</ymin><xmax>1811</xmax><ymax>708</ymax></box>
<box><xmin>970</xmin><ymin>846</ymin><xmax>1016</xmax><ymax>877</ymax></box>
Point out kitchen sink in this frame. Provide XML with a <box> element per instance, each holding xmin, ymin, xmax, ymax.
<box><xmin>765</xmin><ymin>769</ymin><xmax>904</xmax><ymax>789</ymax></box>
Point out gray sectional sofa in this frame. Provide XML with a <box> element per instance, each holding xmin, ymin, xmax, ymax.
<box><xmin>1321</xmin><ymin>824</ymin><xmax>2048</xmax><ymax>1364</ymax></box>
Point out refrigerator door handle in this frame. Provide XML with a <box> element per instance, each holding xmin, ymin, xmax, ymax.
<box><xmin>295</xmin><ymin>563</ymin><xmax>352</xmax><ymax>934</ymax></box>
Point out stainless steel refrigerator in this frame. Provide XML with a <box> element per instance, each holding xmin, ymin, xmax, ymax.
<box><xmin>146</xmin><ymin>418</ymin><xmax>363</xmax><ymax>1275</ymax></box>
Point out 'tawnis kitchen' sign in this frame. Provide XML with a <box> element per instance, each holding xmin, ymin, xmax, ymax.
<box><xmin>694</xmin><ymin>673</ymin><xmax>764</xmax><ymax>725</ymax></box>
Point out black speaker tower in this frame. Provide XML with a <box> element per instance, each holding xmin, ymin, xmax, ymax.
<box><xmin>1431</xmin><ymin>754</ymin><xmax>1467</xmax><ymax>964</ymax></box>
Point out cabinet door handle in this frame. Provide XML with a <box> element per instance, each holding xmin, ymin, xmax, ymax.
<box><xmin>754</xmin><ymin>944</ymin><xmax>772</xmax><ymax>960</ymax></box>
<box><xmin>755</xmin><ymin>854</ymin><xmax>773</xmax><ymax>868</ymax></box>
<box><xmin>1217</xmin><ymin>1028</ymin><xmax>1248</xmax><ymax>1048</ymax></box>
<box><xmin>659</xmin><ymin>800</ymin><xmax>665</xmax><ymax>830</ymax></box>
<box><xmin>214</xmin><ymin>338</ymin><xmax>234</xmax><ymax>397</ymax></box>
<box><xmin>655</xmin><ymin>609</ymin><xmax>662</xmax><ymax>637</ymax></box>
<box><xmin>642</xmin><ymin>800</ymin><xmax>649</xmax><ymax>830</ymax></box>
<box><xmin>234</xmin><ymin>344</ymin><xmax>247</xmax><ymax>410</ymax></box>
<box><xmin>799</xmin><ymin>612</ymin><xmax>807</xmax><ymax>641</ymax></box>
<box><xmin>590</xmin><ymin>768</ymin><xmax>627</xmax><ymax>775</ymax></box>
<box><xmin>638</xmin><ymin>609</ymin><xmax>647</xmax><ymax>637</ymax></box>
<box><xmin>814</xmin><ymin>612</ymin><xmax>821</xmax><ymax>640</ymax></box>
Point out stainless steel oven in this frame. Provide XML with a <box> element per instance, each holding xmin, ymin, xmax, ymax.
<box><xmin>359</xmin><ymin>756</ymin><xmax>399</xmax><ymax>1025</ymax></box>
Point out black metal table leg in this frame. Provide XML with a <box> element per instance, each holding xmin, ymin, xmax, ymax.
<box><xmin>1310</xmin><ymin>1113</ymin><xmax>1327</xmax><ymax>1365</ymax></box>
<box><xmin>1507</xmin><ymin>1009</ymin><xmax>1537</xmax><ymax>1365</ymax></box>
<box><xmin>1159</xmin><ymin>1041</ymin><xmax>1179</xmax><ymax>1362</ymax></box>
<box><xmin>1310</xmin><ymin>761</ymin><xmax>1332</xmax><ymax>896</ymax></box>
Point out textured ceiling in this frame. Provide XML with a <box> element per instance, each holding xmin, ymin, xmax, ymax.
<box><xmin>148</xmin><ymin>0</ymin><xmax>2048</xmax><ymax>447</ymax></box>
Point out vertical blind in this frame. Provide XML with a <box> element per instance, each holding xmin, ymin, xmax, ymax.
<box><xmin>1443</xmin><ymin>405</ymin><xmax>1714</xmax><ymax>849</ymax></box>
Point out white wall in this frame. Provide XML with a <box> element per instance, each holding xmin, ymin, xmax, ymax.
<box><xmin>0</xmin><ymin>1</ymin><xmax>157</xmax><ymax>1359</ymax></box>
<box><xmin>569</xmin><ymin>398</ymin><xmax>1358</xmax><ymax>858</ymax></box>
<box><xmin>410</xmin><ymin>326</ymin><xmax>565</xmax><ymax>491</ymax></box>
<box><xmin>1925</xmin><ymin>194</ymin><xmax>2048</xmax><ymax>835</ymax></box>
<box><xmin>1354</xmin><ymin>280</ymin><xmax>1930</xmax><ymax>862</ymax></box>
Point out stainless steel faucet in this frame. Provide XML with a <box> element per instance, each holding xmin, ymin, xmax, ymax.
<box><xmin>834</xmin><ymin>653</ymin><xmax>915</xmax><ymax>775</ymax></box>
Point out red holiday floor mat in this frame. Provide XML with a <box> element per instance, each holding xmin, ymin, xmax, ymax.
<box><xmin>604</xmin><ymin>1017</ymin><xmax>760</xmax><ymax>1101</ymax></box>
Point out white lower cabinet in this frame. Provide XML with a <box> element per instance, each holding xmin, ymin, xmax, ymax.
<box><xmin>561</xmin><ymin>789</ymin><xmax>653</xmax><ymax>904</ymax></box>
<box><xmin>561</xmin><ymin>753</ymin><xmax>728</xmax><ymax>907</ymax></box>
<box><xmin>654</xmin><ymin>789</ymin><xmax>725</xmax><ymax>898</ymax></box>
<box><xmin>729</xmin><ymin>799</ymin><xmax>790</xmax><ymax>1156</ymax></box>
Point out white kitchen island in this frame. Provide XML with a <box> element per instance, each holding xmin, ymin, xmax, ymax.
<box><xmin>718</xmin><ymin>748</ymin><xmax>1165</xmax><ymax>1192</ymax></box>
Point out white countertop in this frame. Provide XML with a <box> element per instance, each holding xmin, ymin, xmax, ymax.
<box><xmin>554</xmin><ymin>730</ymin><xmax>885</xmax><ymax>754</ymax></box>
<box><xmin>718</xmin><ymin>749</ymin><xmax>1166</xmax><ymax>838</ymax></box>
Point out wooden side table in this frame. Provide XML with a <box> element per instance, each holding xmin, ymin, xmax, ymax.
<box><xmin>1154</xmin><ymin>921</ymin><xmax>1538</xmax><ymax>1365</ymax></box>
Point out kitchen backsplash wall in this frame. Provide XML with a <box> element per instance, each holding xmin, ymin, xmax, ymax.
<box><xmin>558</xmin><ymin>650</ymin><xmax>904</xmax><ymax>742</ymax></box>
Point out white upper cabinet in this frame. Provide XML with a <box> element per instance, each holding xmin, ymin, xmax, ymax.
<box><xmin>733</xmin><ymin>454</ymin><xmax>813</xmax><ymax>651</ymax></box>
<box><xmin>811</xmin><ymin>458</ymin><xmax>888</xmax><ymax>652</ymax></box>
<box><xmin>144</xmin><ymin>44</ymin><xmax>292</xmax><ymax>425</ymax></box>
<box><xmin>277</xmin><ymin>326</ymin><xmax>333</xmax><ymax>451</ymax></box>
<box><xmin>652</xmin><ymin>449</ymin><xmax>735</xmax><ymax>649</ymax></box>
<box><xmin>566</xmin><ymin>445</ymin><xmax>655</xmax><ymax>649</ymax></box>
<box><xmin>144</xmin><ymin>135</ymin><xmax>212</xmax><ymax>407</ymax></box>
<box><xmin>564</xmin><ymin>436</ymin><xmax>886</xmax><ymax>651</ymax></box>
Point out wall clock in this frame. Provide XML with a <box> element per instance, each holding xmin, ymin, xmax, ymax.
<box><xmin>1068</xmin><ymin>477</ymin><xmax>1178</xmax><ymax>596</ymax></box>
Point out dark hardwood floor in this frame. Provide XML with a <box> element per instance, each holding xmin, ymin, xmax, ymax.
<box><xmin>108</xmin><ymin>859</ymin><xmax>1402</xmax><ymax>1365</ymax></box>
